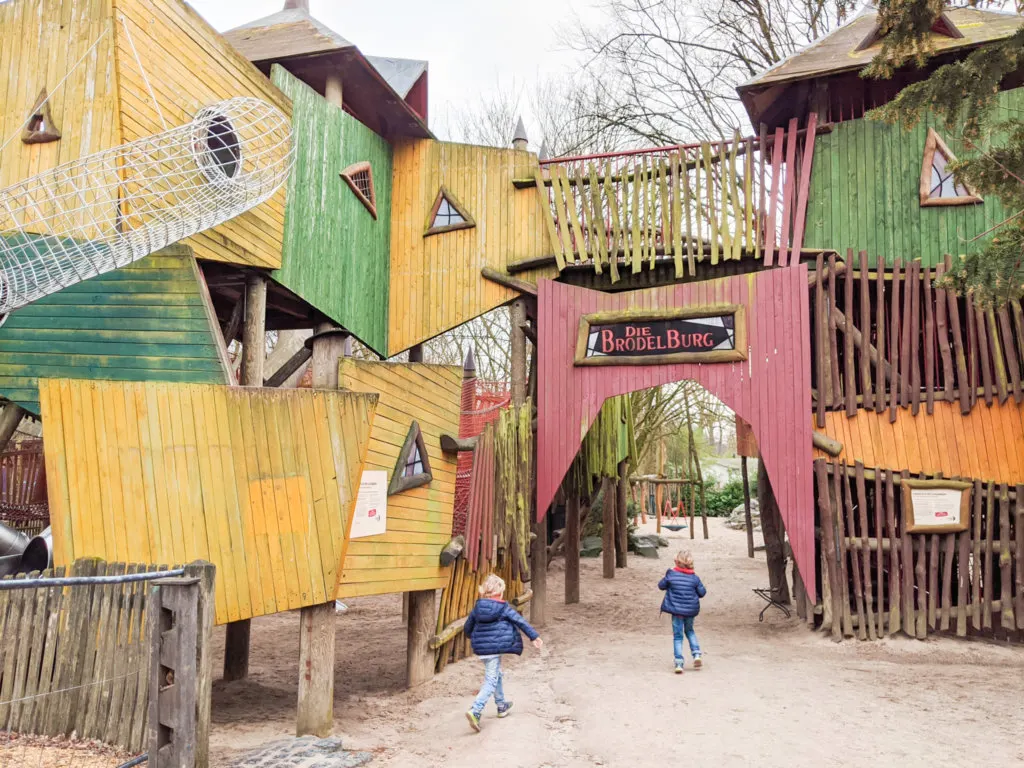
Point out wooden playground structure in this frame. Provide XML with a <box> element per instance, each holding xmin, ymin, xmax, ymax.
<box><xmin>0</xmin><ymin>2</ymin><xmax>1023</xmax><ymax>763</ymax></box>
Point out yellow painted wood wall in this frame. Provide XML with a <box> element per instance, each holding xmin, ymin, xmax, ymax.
<box><xmin>814</xmin><ymin>400</ymin><xmax>1024</xmax><ymax>486</ymax></box>
<box><xmin>337</xmin><ymin>360</ymin><xmax>461</xmax><ymax>598</ymax></box>
<box><xmin>111</xmin><ymin>0</ymin><xmax>290</xmax><ymax>268</ymax></box>
<box><xmin>40</xmin><ymin>379</ymin><xmax>377</xmax><ymax>624</ymax></box>
<box><xmin>388</xmin><ymin>139</ymin><xmax>555</xmax><ymax>355</ymax></box>
<box><xmin>0</xmin><ymin>0</ymin><xmax>120</xmax><ymax>211</ymax></box>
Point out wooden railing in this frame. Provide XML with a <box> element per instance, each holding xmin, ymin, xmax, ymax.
<box><xmin>515</xmin><ymin>116</ymin><xmax>822</xmax><ymax>279</ymax></box>
<box><xmin>0</xmin><ymin>439</ymin><xmax>47</xmax><ymax>535</ymax></box>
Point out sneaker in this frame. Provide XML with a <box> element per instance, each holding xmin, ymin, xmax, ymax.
<box><xmin>466</xmin><ymin>710</ymin><xmax>481</xmax><ymax>732</ymax></box>
<box><xmin>674</xmin><ymin>664</ymin><xmax>684</xmax><ymax>674</ymax></box>
<box><xmin>693</xmin><ymin>656</ymin><xmax>703</xmax><ymax>669</ymax></box>
<box><xmin>497</xmin><ymin>702</ymin><xmax>514</xmax><ymax>718</ymax></box>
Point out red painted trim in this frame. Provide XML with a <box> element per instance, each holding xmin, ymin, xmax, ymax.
<box><xmin>764</xmin><ymin>127</ymin><xmax>784</xmax><ymax>267</ymax></box>
<box><xmin>778</xmin><ymin>118</ymin><xmax>800</xmax><ymax>267</ymax></box>
<box><xmin>789</xmin><ymin>113</ymin><xmax>818</xmax><ymax>260</ymax></box>
<box><xmin>536</xmin><ymin>270</ymin><xmax>816</xmax><ymax>601</ymax></box>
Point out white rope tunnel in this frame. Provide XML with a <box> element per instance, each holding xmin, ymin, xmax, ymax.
<box><xmin>0</xmin><ymin>97</ymin><xmax>294</xmax><ymax>314</ymax></box>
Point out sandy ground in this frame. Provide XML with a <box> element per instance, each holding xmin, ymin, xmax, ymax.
<box><xmin>206</xmin><ymin>518</ymin><xmax>1024</xmax><ymax>768</ymax></box>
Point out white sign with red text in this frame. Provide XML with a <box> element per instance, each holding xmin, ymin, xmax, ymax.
<box><xmin>351</xmin><ymin>470</ymin><xmax>387</xmax><ymax>539</ymax></box>
<box><xmin>909</xmin><ymin>488</ymin><xmax>963</xmax><ymax>529</ymax></box>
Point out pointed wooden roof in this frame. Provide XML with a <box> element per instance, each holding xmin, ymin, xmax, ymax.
<box><xmin>741</xmin><ymin>7</ymin><xmax>1021</xmax><ymax>92</ymax></box>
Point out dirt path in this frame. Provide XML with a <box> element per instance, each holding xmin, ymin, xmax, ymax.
<box><xmin>210</xmin><ymin>520</ymin><xmax>1024</xmax><ymax>767</ymax></box>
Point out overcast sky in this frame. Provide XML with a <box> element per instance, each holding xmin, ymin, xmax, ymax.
<box><xmin>188</xmin><ymin>0</ymin><xmax>595</xmax><ymax>140</ymax></box>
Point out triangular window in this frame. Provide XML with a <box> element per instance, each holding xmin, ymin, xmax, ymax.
<box><xmin>919</xmin><ymin>129</ymin><xmax>982</xmax><ymax>207</ymax></box>
<box><xmin>855</xmin><ymin>12</ymin><xmax>963</xmax><ymax>52</ymax></box>
<box><xmin>22</xmin><ymin>89</ymin><xmax>61</xmax><ymax>145</ymax></box>
<box><xmin>341</xmin><ymin>161</ymin><xmax>378</xmax><ymax>219</ymax></box>
<box><xmin>389</xmin><ymin>421</ymin><xmax>433</xmax><ymax>495</ymax></box>
<box><xmin>424</xmin><ymin>186</ymin><xmax>475</xmax><ymax>236</ymax></box>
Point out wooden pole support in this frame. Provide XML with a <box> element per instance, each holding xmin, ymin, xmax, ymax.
<box><xmin>602</xmin><ymin>476</ymin><xmax>616</xmax><ymax>579</ymax></box>
<box><xmin>812</xmin><ymin>431</ymin><xmax>844</xmax><ymax>457</ymax></box>
<box><xmin>565</xmin><ymin>494</ymin><xmax>581</xmax><ymax>604</ymax></box>
<box><xmin>296</xmin><ymin>602</ymin><xmax>336</xmax><ymax>737</ymax></box>
<box><xmin>615</xmin><ymin>460</ymin><xmax>629</xmax><ymax>568</ymax></box>
<box><xmin>406</xmin><ymin>589</ymin><xmax>436</xmax><ymax>688</ymax></box>
<box><xmin>742</xmin><ymin>457</ymin><xmax>755</xmax><ymax>559</ymax></box>
<box><xmin>223</xmin><ymin>274</ymin><xmax>269</xmax><ymax>682</ymax></box>
<box><xmin>0</xmin><ymin>402</ymin><xmax>27</xmax><ymax>454</ymax></box>
<box><xmin>185</xmin><ymin>562</ymin><xmax>216</xmax><ymax>768</ymax></box>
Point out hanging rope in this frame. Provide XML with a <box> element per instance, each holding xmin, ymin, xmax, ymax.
<box><xmin>119</xmin><ymin>13</ymin><xmax>168</xmax><ymax>131</ymax></box>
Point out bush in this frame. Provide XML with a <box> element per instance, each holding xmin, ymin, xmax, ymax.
<box><xmin>702</xmin><ymin>478</ymin><xmax>747</xmax><ymax>517</ymax></box>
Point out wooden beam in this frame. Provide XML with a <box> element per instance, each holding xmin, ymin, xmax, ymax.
<box><xmin>742</xmin><ymin>456</ymin><xmax>754</xmax><ymax>559</ymax></box>
<box><xmin>602</xmin><ymin>476</ymin><xmax>616</xmax><ymax>579</ymax></box>
<box><xmin>565</xmin><ymin>494</ymin><xmax>580</xmax><ymax>604</ymax></box>
<box><xmin>812</xmin><ymin>431</ymin><xmax>843</xmax><ymax>457</ymax></box>
<box><xmin>832</xmin><ymin>307</ymin><xmax>893</xmax><ymax>382</ymax></box>
<box><xmin>264</xmin><ymin>346</ymin><xmax>312</xmax><ymax>388</ymax></box>
<box><xmin>440</xmin><ymin>434</ymin><xmax>478</xmax><ymax>454</ymax></box>
<box><xmin>615</xmin><ymin>460</ymin><xmax>628</xmax><ymax>568</ymax></box>
<box><xmin>406</xmin><ymin>589</ymin><xmax>436</xmax><ymax>688</ymax></box>
<box><xmin>505</xmin><ymin>245</ymin><xmax>837</xmax><ymax>274</ymax></box>
<box><xmin>0</xmin><ymin>403</ymin><xmax>27</xmax><ymax>454</ymax></box>
<box><xmin>221</xmin><ymin>292</ymin><xmax>244</xmax><ymax>345</ymax></box>
<box><xmin>223</xmin><ymin>273</ymin><xmax>268</xmax><ymax>683</ymax></box>
<box><xmin>481</xmin><ymin>266</ymin><xmax>538</xmax><ymax>296</ymax></box>
<box><xmin>430</xmin><ymin>617</ymin><xmax>466</xmax><ymax>650</ymax></box>
<box><xmin>296</xmin><ymin>603</ymin><xmax>335</xmax><ymax>736</ymax></box>
<box><xmin>439</xmin><ymin>536</ymin><xmax>465</xmax><ymax>566</ymax></box>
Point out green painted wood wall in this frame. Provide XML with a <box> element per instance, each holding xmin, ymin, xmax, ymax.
<box><xmin>803</xmin><ymin>86</ymin><xmax>1024</xmax><ymax>265</ymax></box>
<box><xmin>272</xmin><ymin>65</ymin><xmax>393</xmax><ymax>356</ymax></box>
<box><xmin>0</xmin><ymin>248</ymin><xmax>229</xmax><ymax>415</ymax></box>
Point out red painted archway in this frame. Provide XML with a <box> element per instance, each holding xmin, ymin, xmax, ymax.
<box><xmin>537</xmin><ymin>266</ymin><xmax>815</xmax><ymax>600</ymax></box>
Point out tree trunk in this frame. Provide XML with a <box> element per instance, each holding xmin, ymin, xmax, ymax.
<box><xmin>615</xmin><ymin>460</ymin><xmax>628</xmax><ymax>568</ymax></box>
<box><xmin>602</xmin><ymin>477</ymin><xmax>616</xmax><ymax>579</ymax></box>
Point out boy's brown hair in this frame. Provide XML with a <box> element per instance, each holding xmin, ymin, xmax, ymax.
<box><xmin>675</xmin><ymin>550</ymin><xmax>694</xmax><ymax>569</ymax></box>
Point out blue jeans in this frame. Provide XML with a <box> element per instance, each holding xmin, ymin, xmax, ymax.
<box><xmin>471</xmin><ymin>656</ymin><xmax>506</xmax><ymax>715</ymax></box>
<box><xmin>672</xmin><ymin>615</ymin><xmax>701</xmax><ymax>664</ymax></box>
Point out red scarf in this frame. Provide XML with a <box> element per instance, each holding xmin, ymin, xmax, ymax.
<box><xmin>673</xmin><ymin>566</ymin><xmax>695</xmax><ymax>574</ymax></box>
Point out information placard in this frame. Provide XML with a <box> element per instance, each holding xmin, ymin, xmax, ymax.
<box><xmin>351</xmin><ymin>470</ymin><xmax>387</xmax><ymax>539</ymax></box>
<box><xmin>903</xmin><ymin>479</ymin><xmax>971</xmax><ymax>533</ymax></box>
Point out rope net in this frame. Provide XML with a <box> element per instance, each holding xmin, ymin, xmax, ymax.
<box><xmin>452</xmin><ymin>379</ymin><xmax>510</xmax><ymax>537</ymax></box>
<box><xmin>0</xmin><ymin>97</ymin><xmax>293</xmax><ymax>314</ymax></box>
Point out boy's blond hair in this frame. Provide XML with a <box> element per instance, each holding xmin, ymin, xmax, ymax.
<box><xmin>675</xmin><ymin>550</ymin><xmax>694</xmax><ymax>569</ymax></box>
<box><xmin>479</xmin><ymin>573</ymin><xmax>506</xmax><ymax>597</ymax></box>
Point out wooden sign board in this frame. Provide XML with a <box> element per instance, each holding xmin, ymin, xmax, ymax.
<box><xmin>902</xmin><ymin>479</ymin><xmax>972</xmax><ymax>533</ymax></box>
<box><xmin>574</xmin><ymin>305</ymin><xmax>746</xmax><ymax>366</ymax></box>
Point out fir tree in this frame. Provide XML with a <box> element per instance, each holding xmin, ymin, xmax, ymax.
<box><xmin>867</xmin><ymin>1</ymin><xmax>1024</xmax><ymax>306</ymax></box>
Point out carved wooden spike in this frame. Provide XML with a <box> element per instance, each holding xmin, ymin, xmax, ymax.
<box><xmin>21</xmin><ymin>89</ymin><xmax>61</xmax><ymax>145</ymax></box>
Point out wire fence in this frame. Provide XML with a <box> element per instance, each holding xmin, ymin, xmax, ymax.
<box><xmin>0</xmin><ymin>561</ymin><xmax>180</xmax><ymax>767</ymax></box>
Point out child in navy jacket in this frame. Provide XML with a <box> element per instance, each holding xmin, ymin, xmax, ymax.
<box><xmin>658</xmin><ymin>550</ymin><xmax>707</xmax><ymax>673</ymax></box>
<box><xmin>464</xmin><ymin>574</ymin><xmax>543</xmax><ymax>732</ymax></box>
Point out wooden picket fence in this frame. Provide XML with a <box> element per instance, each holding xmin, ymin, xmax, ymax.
<box><xmin>525</xmin><ymin>117</ymin><xmax>821</xmax><ymax>279</ymax></box>
<box><xmin>816</xmin><ymin>460</ymin><xmax>1023</xmax><ymax>641</ymax></box>
<box><xmin>0</xmin><ymin>560</ymin><xmax>170</xmax><ymax>753</ymax></box>
<box><xmin>811</xmin><ymin>252</ymin><xmax>1024</xmax><ymax>425</ymax></box>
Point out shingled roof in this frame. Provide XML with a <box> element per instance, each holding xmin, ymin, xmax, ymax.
<box><xmin>224</xmin><ymin>6</ymin><xmax>354</xmax><ymax>63</ymax></box>
<box><xmin>741</xmin><ymin>6</ymin><xmax>1022</xmax><ymax>92</ymax></box>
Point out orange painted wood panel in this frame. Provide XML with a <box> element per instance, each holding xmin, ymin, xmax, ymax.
<box><xmin>814</xmin><ymin>400</ymin><xmax>1024</xmax><ymax>484</ymax></box>
<box><xmin>39</xmin><ymin>379</ymin><xmax>376</xmax><ymax>624</ymax></box>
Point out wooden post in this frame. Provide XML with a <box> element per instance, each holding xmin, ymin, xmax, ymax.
<box><xmin>296</xmin><ymin>603</ymin><xmax>336</xmax><ymax>737</ymax></box>
<box><xmin>742</xmin><ymin>457</ymin><xmax>755</xmax><ymax>558</ymax></box>
<box><xmin>185</xmin><ymin>562</ymin><xmax>215</xmax><ymax>768</ymax></box>
<box><xmin>758</xmin><ymin>459</ymin><xmax>791</xmax><ymax>604</ymax></box>
<box><xmin>406</xmin><ymin>589</ymin><xmax>436</xmax><ymax>687</ymax></box>
<box><xmin>403</xmin><ymin>347</ymin><xmax>424</xmax><ymax>623</ymax></box>
<box><xmin>512</xmin><ymin>299</ymin><xmax>545</xmax><ymax>627</ymax></box>
<box><xmin>324</xmin><ymin>73</ymin><xmax>343</xmax><ymax>108</ymax></box>
<box><xmin>148</xmin><ymin>575</ymin><xmax>200</xmax><ymax>768</ymax></box>
<box><xmin>223</xmin><ymin>273</ymin><xmax>267</xmax><ymax>682</ymax></box>
<box><xmin>615</xmin><ymin>459</ymin><xmax>628</xmax><ymax>568</ymax></box>
<box><xmin>602</xmin><ymin>477</ymin><xmax>616</xmax><ymax>579</ymax></box>
<box><xmin>565</xmin><ymin>494</ymin><xmax>580</xmax><ymax>604</ymax></box>
<box><xmin>295</xmin><ymin>321</ymin><xmax>348</xmax><ymax>737</ymax></box>
<box><xmin>0</xmin><ymin>402</ymin><xmax>26</xmax><ymax>453</ymax></box>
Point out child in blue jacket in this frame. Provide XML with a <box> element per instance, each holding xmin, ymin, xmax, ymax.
<box><xmin>658</xmin><ymin>550</ymin><xmax>707</xmax><ymax>673</ymax></box>
<box><xmin>464</xmin><ymin>573</ymin><xmax>543</xmax><ymax>732</ymax></box>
